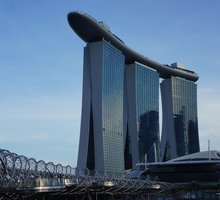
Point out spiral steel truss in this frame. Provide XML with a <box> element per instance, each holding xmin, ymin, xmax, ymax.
<box><xmin>0</xmin><ymin>149</ymin><xmax>173</xmax><ymax>198</ymax></box>
<box><xmin>0</xmin><ymin>149</ymin><xmax>75</xmax><ymax>189</ymax></box>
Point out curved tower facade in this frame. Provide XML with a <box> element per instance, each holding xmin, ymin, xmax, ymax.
<box><xmin>124</xmin><ymin>62</ymin><xmax>160</xmax><ymax>169</ymax></box>
<box><xmin>77</xmin><ymin>40</ymin><xmax>125</xmax><ymax>174</ymax></box>
<box><xmin>161</xmin><ymin>76</ymin><xmax>200</xmax><ymax>161</ymax></box>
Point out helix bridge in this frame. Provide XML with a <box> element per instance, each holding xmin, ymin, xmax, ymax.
<box><xmin>0</xmin><ymin>149</ymin><xmax>174</xmax><ymax>199</ymax></box>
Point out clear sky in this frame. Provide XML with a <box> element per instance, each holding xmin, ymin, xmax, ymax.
<box><xmin>0</xmin><ymin>0</ymin><xmax>220</xmax><ymax>166</ymax></box>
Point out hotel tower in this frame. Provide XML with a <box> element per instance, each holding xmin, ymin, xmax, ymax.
<box><xmin>68</xmin><ymin>12</ymin><xmax>200</xmax><ymax>174</ymax></box>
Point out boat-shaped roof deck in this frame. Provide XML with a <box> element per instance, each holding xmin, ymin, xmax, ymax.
<box><xmin>68</xmin><ymin>11</ymin><xmax>199</xmax><ymax>82</ymax></box>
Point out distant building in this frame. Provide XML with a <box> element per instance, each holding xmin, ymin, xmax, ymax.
<box><xmin>161</xmin><ymin>76</ymin><xmax>200</xmax><ymax>161</ymax></box>
<box><xmin>124</xmin><ymin>62</ymin><xmax>160</xmax><ymax>169</ymax></box>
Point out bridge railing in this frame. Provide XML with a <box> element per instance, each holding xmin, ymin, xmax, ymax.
<box><xmin>0</xmin><ymin>149</ymin><xmax>76</xmax><ymax>188</ymax></box>
<box><xmin>0</xmin><ymin>148</ymin><xmax>174</xmax><ymax>195</ymax></box>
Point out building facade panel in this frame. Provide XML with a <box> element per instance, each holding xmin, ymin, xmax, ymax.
<box><xmin>125</xmin><ymin>63</ymin><xmax>160</xmax><ymax>168</ymax></box>
<box><xmin>161</xmin><ymin>77</ymin><xmax>200</xmax><ymax>161</ymax></box>
<box><xmin>77</xmin><ymin>40</ymin><xmax>125</xmax><ymax>174</ymax></box>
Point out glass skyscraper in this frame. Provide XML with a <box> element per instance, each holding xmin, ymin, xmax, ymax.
<box><xmin>68</xmin><ymin>12</ymin><xmax>200</xmax><ymax>174</ymax></box>
<box><xmin>77</xmin><ymin>40</ymin><xmax>125</xmax><ymax>174</ymax></box>
<box><xmin>124</xmin><ymin>62</ymin><xmax>160</xmax><ymax>169</ymax></box>
<box><xmin>161</xmin><ymin>76</ymin><xmax>200</xmax><ymax>161</ymax></box>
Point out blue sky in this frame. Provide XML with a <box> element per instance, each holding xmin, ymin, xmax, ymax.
<box><xmin>0</xmin><ymin>0</ymin><xmax>220</xmax><ymax>166</ymax></box>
